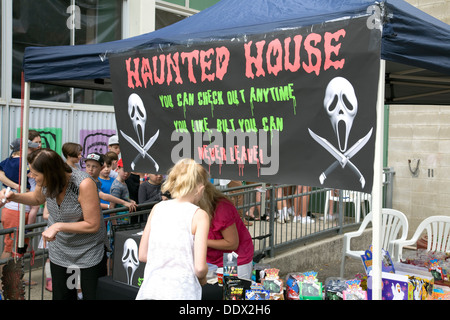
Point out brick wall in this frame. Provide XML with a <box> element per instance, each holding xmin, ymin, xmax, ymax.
<box><xmin>388</xmin><ymin>105</ymin><xmax>450</xmax><ymax>236</ymax></box>
<box><xmin>387</xmin><ymin>1</ymin><xmax>450</xmax><ymax>236</ymax></box>
<box><xmin>410</xmin><ymin>0</ymin><xmax>450</xmax><ymax>24</ymax></box>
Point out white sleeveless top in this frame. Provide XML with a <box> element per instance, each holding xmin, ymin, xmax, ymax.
<box><xmin>136</xmin><ymin>199</ymin><xmax>202</xmax><ymax>300</ymax></box>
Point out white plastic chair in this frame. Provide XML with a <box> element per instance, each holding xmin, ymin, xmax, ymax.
<box><xmin>340</xmin><ymin>208</ymin><xmax>409</xmax><ymax>278</ymax></box>
<box><xmin>324</xmin><ymin>189</ymin><xmax>372</xmax><ymax>223</ymax></box>
<box><xmin>395</xmin><ymin>215</ymin><xmax>450</xmax><ymax>262</ymax></box>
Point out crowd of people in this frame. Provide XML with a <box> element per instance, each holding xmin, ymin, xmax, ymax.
<box><xmin>0</xmin><ymin>133</ymin><xmax>258</xmax><ymax>300</ymax></box>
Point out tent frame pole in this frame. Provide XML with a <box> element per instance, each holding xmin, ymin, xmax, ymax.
<box><xmin>18</xmin><ymin>81</ymin><xmax>31</xmax><ymax>253</ymax></box>
<box><xmin>371</xmin><ymin>59</ymin><xmax>386</xmax><ymax>300</ymax></box>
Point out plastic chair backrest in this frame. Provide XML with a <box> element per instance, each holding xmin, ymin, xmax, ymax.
<box><xmin>380</xmin><ymin>209</ymin><xmax>409</xmax><ymax>254</ymax></box>
<box><xmin>411</xmin><ymin>216</ymin><xmax>450</xmax><ymax>253</ymax></box>
<box><xmin>358</xmin><ymin>208</ymin><xmax>409</xmax><ymax>254</ymax></box>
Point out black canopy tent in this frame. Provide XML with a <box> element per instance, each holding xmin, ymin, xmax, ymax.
<box><xmin>18</xmin><ymin>0</ymin><xmax>450</xmax><ymax>299</ymax></box>
<box><xmin>22</xmin><ymin>0</ymin><xmax>450</xmax><ymax>105</ymax></box>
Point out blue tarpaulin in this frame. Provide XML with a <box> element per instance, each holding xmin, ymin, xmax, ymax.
<box><xmin>22</xmin><ymin>0</ymin><xmax>450</xmax><ymax>104</ymax></box>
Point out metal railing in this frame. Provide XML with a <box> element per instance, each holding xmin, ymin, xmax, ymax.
<box><xmin>221</xmin><ymin>184</ymin><xmax>373</xmax><ymax>260</ymax></box>
<box><xmin>0</xmin><ymin>168</ymin><xmax>394</xmax><ymax>299</ymax></box>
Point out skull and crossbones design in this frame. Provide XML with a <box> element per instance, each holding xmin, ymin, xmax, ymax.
<box><xmin>308</xmin><ymin>77</ymin><xmax>373</xmax><ymax>188</ymax></box>
<box><xmin>120</xmin><ymin>93</ymin><xmax>160</xmax><ymax>171</ymax></box>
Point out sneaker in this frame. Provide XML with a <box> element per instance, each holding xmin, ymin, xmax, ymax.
<box><xmin>287</xmin><ymin>207</ymin><xmax>295</xmax><ymax>217</ymax></box>
<box><xmin>320</xmin><ymin>215</ymin><xmax>337</xmax><ymax>221</ymax></box>
<box><xmin>292</xmin><ymin>215</ymin><xmax>300</xmax><ymax>223</ymax></box>
<box><xmin>277</xmin><ymin>210</ymin><xmax>290</xmax><ymax>223</ymax></box>
<box><xmin>301</xmin><ymin>216</ymin><xmax>315</xmax><ymax>224</ymax></box>
<box><xmin>283</xmin><ymin>208</ymin><xmax>290</xmax><ymax>222</ymax></box>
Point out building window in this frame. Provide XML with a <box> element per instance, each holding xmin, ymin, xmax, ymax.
<box><xmin>161</xmin><ymin>0</ymin><xmax>220</xmax><ymax>12</ymax></box>
<box><xmin>13</xmin><ymin>0</ymin><xmax>122</xmax><ymax>104</ymax></box>
<box><xmin>155</xmin><ymin>8</ymin><xmax>187</xmax><ymax>30</ymax></box>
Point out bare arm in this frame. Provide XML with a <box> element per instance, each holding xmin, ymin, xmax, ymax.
<box><xmin>138</xmin><ymin>205</ymin><xmax>158</xmax><ymax>263</ymax></box>
<box><xmin>207</xmin><ymin>223</ymin><xmax>239</xmax><ymax>251</ymax></box>
<box><xmin>192</xmin><ymin>208</ymin><xmax>210</xmax><ymax>285</ymax></box>
<box><xmin>42</xmin><ymin>202</ymin><xmax>49</xmax><ymax>220</ymax></box>
<box><xmin>27</xmin><ymin>205</ymin><xmax>39</xmax><ymax>224</ymax></box>
<box><xmin>0</xmin><ymin>171</ymin><xmax>20</xmax><ymax>190</ymax></box>
<box><xmin>100</xmin><ymin>191</ymin><xmax>136</xmax><ymax>211</ymax></box>
<box><xmin>0</xmin><ymin>185</ymin><xmax>46</xmax><ymax>207</ymax></box>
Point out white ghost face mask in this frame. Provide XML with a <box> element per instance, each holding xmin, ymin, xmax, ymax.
<box><xmin>323</xmin><ymin>77</ymin><xmax>358</xmax><ymax>152</ymax></box>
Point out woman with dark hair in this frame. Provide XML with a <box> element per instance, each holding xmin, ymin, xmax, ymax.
<box><xmin>0</xmin><ymin>148</ymin><xmax>108</xmax><ymax>300</ymax></box>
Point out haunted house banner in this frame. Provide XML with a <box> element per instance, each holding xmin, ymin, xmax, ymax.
<box><xmin>109</xmin><ymin>16</ymin><xmax>381</xmax><ymax>192</ymax></box>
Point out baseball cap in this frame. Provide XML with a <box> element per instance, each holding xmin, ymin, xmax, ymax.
<box><xmin>84</xmin><ymin>152</ymin><xmax>105</xmax><ymax>166</ymax></box>
<box><xmin>108</xmin><ymin>135</ymin><xmax>119</xmax><ymax>146</ymax></box>
<box><xmin>117</xmin><ymin>158</ymin><xmax>123</xmax><ymax>168</ymax></box>
<box><xmin>10</xmin><ymin>138</ymin><xmax>40</xmax><ymax>152</ymax></box>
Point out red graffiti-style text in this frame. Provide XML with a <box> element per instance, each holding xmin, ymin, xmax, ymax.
<box><xmin>126</xmin><ymin>47</ymin><xmax>230</xmax><ymax>89</ymax></box>
<box><xmin>125</xmin><ymin>28</ymin><xmax>346</xmax><ymax>89</ymax></box>
<box><xmin>245</xmin><ymin>29</ymin><xmax>346</xmax><ymax>78</ymax></box>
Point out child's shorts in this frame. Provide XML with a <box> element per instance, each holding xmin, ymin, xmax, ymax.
<box><xmin>1</xmin><ymin>207</ymin><xmax>29</xmax><ymax>253</ymax></box>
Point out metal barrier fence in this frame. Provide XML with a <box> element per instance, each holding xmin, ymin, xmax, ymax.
<box><xmin>0</xmin><ymin>168</ymin><xmax>394</xmax><ymax>299</ymax></box>
<box><xmin>221</xmin><ymin>184</ymin><xmax>373</xmax><ymax>259</ymax></box>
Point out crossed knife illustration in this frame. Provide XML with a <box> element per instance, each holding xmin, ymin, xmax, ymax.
<box><xmin>308</xmin><ymin>127</ymin><xmax>372</xmax><ymax>188</ymax></box>
<box><xmin>120</xmin><ymin>129</ymin><xmax>159</xmax><ymax>172</ymax></box>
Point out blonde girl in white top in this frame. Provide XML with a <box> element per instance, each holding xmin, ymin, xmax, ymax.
<box><xmin>136</xmin><ymin>158</ymin><xmax>210</xmax><ymax>300</ymax></box>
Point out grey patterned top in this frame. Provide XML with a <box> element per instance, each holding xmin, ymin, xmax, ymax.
<box><xmin>45</xmin><ymin>169</ymin><xmax>107</xmax><ymax>269</ymax></box>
